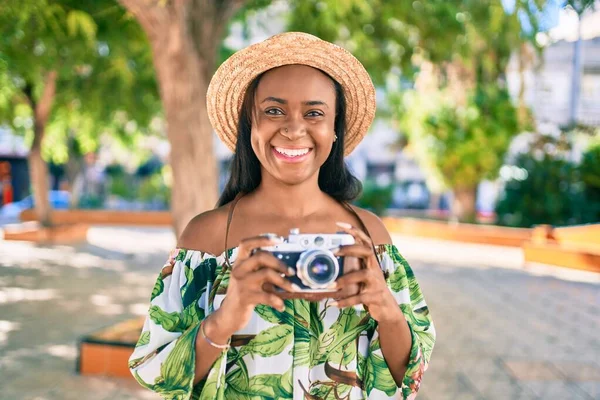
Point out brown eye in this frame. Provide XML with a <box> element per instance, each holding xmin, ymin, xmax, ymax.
<box><xmin>266</xmin><ymin>108</ymin><xmax>284</xmax><ymax>116</ymax></box>
<box><xmin>306</xmin><ymin>111</ymin><xmax>324</xmax><ymax>117</ymax></box>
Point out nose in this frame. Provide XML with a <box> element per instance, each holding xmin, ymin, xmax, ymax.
<box><xmin>282</xmin><ymin>116</ymin><xmax>307</xmax><ymax>141</ymax></box>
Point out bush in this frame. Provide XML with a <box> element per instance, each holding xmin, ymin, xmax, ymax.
<box><xmin>580</xmin><ymin>141</ymin><xmax>600</xmax><ymax>222</ymax></box>
<box><xmin>138</xmin><ymin>172</ymin><xmax>170</xmax><ymax>208</ymax></box>
<box><xmin>495</xmin><ymin>153</ymin><xmax>587</xmax><ymax>227</ymax></box>
<box><xmin>495</xmin><ymin>137</ymin><xmax>600</xmax><ymax>227</ymax></box>
<box><xmin>354</xmin><ymin>180</ymin><xmax>393</xmax><ymax>216</ymax></box>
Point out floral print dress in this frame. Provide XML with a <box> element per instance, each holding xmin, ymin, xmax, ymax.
<box><xmin>128</xmin><ymin>244</ymin><xmax>435</xmax><ymax>400</ymax></box>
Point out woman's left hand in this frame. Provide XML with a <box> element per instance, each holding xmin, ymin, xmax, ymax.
<box><xmin>330</xmin><ymin>222</ymin><xmax>404</xmax><ymax>325</ymax></box>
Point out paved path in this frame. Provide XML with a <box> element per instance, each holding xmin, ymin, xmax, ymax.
<box><xmin>0</xmin><ymin>227</ymin><xmax>598</xmax><ymax>400</ymax></box>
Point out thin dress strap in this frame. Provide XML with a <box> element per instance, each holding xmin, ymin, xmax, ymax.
<box><xmin>340</xmin><ymin>201</ymin><xmax>384</xmax><ymax>272</ymax></box>
<box><xmin>224</xmin><ymin>192</ymin><xmax>244</xmax><ymax>268</ymax></box>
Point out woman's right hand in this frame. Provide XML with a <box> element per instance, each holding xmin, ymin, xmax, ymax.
<box><xmin>212</xmin><ymin>235</ymin><xmax>297</xmax><ymax>334</ymax></box>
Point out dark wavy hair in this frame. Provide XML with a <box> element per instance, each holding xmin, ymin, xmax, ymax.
<box><xmin>217</xmin><ymin>69</ymin><xmax>362</xmax><ymax>207</ymax></box>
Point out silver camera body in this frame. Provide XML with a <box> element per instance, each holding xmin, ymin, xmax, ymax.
<box><xmin>261</xmin><ymin>229</ymin><xmax>355</xmax><ymax>292</ymax></box>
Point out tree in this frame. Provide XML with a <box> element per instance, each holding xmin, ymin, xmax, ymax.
<box><xmin>116</xmin><ymin>0</ymin><xmax>254</xmax><ymax>237</ymax></box>
<box><xmin>565</xmin><ymin>0</ymin><xmax>596</xmax><ymax>126</ymax></box>
<box><xmin>390</xmin><ymin>0</ymin><xmax>546</xmax><ymax>221</ymax></box>
<box><xmin>0</xmin><ymin>0</ymin><xmax>159</xmax><ymax>226</ymax></box>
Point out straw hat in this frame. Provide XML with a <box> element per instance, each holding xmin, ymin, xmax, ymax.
<box><xmin>206</xmin><ymin>32</ymin><xmax>376</xmax><ymax>156</ymax></box>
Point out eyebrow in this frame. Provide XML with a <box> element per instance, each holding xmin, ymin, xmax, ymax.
<box><xmin>261</xmin><ymin>97</ymin><xmax>329</xmax><ymax>108</ymax></box>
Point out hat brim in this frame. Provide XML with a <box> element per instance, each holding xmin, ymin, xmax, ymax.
<box><xmin>207</xmin><ymin>32</ymin><xmax>376</xmax><ymax>156</ymax></box>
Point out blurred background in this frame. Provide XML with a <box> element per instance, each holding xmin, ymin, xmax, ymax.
<box><xmin>0</xmin><ymin>1</ymin><xmax>598</xmax><ymax>399</ymax></box>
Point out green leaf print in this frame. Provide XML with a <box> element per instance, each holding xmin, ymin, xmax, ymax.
<box><xmin>310</xmin><ymin>384</ymin><xmax>333</xmax><ymax>398</ymax></box>
<box><xmin>131</xmin><ymin>323</ymin><xmax>200</xmax><ymax>400</ymax></box>
<box><xmin>199</xmin><ymin>353</ymin><xmax>226</xmax><ymax>400</ymax></box>
<box><xmin>248</xmin><ymin>374</ymin><xmax>285</xmax><ymax>398</ymax></box>
<box><xmin>180</xmin><ymin>260</ymin><xmax>195</xmax><ymax>299</ymax></box>
<box><xmin>151</xmin><ymin>277</ymin><xmax>165</xmax><ymax>301</ymax></box>
<box><xmin>226</xmin><ymin>366</ymin><xmax>292</xmax><ymax>399</ymax></box>
<box><xmin>255</xmin><ymin>304</ymin><xmax>282</xmax><ymax>324</ymax></box>
<box><xmin>294</xmin><ymin>299</ymin><xmax>311</xmax><ymax>328</ymax></box>
<box><xmin>328</xmin><ymin>340</ymin><xmax>356</xmax><ymax>367</ymax></box>
<box><xmin>181</xmin><ymin>302</ymin><xmax>203</xmax><ymax>330</ymax></box>
<box><xmin>387</xmin><ymin>268</ymin><xmax>408</xmax><ymax>292</ymax></box>
<box><xmin>136</xmin><ymin>331</ymin><xmax>150</xmax><ymax>347</ymax></box>
<box><xmin>279</xmin><ymin>369</ymin><xmax>293</xmax><ymax>398</ymax></box>
<box><xmin>310</xmin><ymin>301</ymin><xmax>324</xmax><ymax>337</ymax></box>
<box><xmin>238</xmin><ymin>324</ymin><xmax>293</xmax><ymax>358</ymax></box>
<box><xmin>364</xmin><ymin>353</ymin><xmax>398</xmax><ymax>397</ymax></box>
<box><xmin>175</xmin><ymin>249</ymin><xmax>186</xmax><ymax>262</ymax></box>
<box><xmin>149</xmin><ymin>305</ymin><xmax>182</xmax><ymax>332</ymax></box>
<box><xmin>313</xmin><ymin>308</ymin><xmax>368</xmax><ymax>366</ymax></box>
<box><xmin>149</xmin><ymin>302</ymin><xmax>202</xmax><ymax>334</ymax></box>
<box><xmin>159</xmin><ymin>323</ymin><xmax>199</xmax><ymax>397</ymax></box>
<box><xmin>225</xmin><ymin>366</ymin><xmax>250</xmax><ymax>398</ymax></box>
<box><xmin>293</xmin><ymin>340</ymin><xmax>311</xmax><ymax>367</ymax></box>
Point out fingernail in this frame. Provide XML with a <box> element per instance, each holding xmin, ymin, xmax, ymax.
<box><xmin>330</xmin><ymin>301</ymin><xmax>339</xmax><ymax>307</ymax></box>
<box><xmin>336</xmin><ymin>222</ymin><xmax>352</xmax><ymax>229</ymax></box>
<box><xmin>287</xmin><ymin>267</ymin><xmax>296</xmax><ymax>276</ymax></box>
<box><xmin>327</xmin><ymin>282</ymin><xmax>337</xmax><ymax>289</ymax></box>
<box><xmin>291</xmin><ymin>283</ymin><xmax>302</xmax><ymax>292</ymax></box>
<box><xmin>331</xmin><ymin>247</ymin><xmax>341</xmax><ymax>255</ymax></box>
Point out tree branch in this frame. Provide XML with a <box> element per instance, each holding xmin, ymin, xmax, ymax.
<box><xmin>118</xmin><ymin>0</ymin><xmax>170</xmax><ymax>38</ymax></box>
<box><xmin>22</xmin><ymin>81</ymin><xmax>36</xmax><ymax>111</ymax></box>
<box><xmin>187</xmin><ymin>0</ymin><xmax>246</xmax><ymax>78</ymax></box>
<box><xmin>35</xmin><ymin>70</ymin><xmax>58</xmax><ymax>131</ymax></box>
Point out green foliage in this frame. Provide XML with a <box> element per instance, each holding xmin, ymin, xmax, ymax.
<box><xmin>354</xmin><ymin>180</ymin><xmax>393</xmax><ymax>216</ymax></box>
<box><xmin>565</xmin><ymin>0</ymin><xmax>596</xmax><ymax>15</ymax></box>
<box><xmin>383</xmin><ymin>0</ymin><xmax>544</xmax><ymax>220</ymax></box>
<box><xmin>580</xmin><ymin>141</ymin><xmax>600</xmax><ymax>222</ymax></box>
<box><xmin>287</xmin><ymin>0</ymin><xmax>466</xmax><ymax>85</ymax></box>
<box><xmin>581</xmin><ymin>140</ymin><xmax>600</xmax><ymax>190</ymax></box>
<box><xmin>288</xmin><ymin>0</ymin><xmax>543</xmax><ymax>86</ymax></box>
<box><xmin>138</xmin><ymin>170</ymin><xmax>171</xmax><ymax>206</ymax></box>
<box><xmin>495</xmin><ymin>153</ymin><xmax>586</xmax><ymax>227</ymax></box>
<box><xmin>0</xmin><ymin>0</ymin><xmax>160</xmax><ymax>163</ymax></box>
<box><xmin>398</xmin><ymin>85</ymin><xmax>520</xmax><ymax>191</ymax></box>
<box><xmin>108</xmin><ymin>173</ymin><xmax>137</xmax><ymax>201</ymax></box>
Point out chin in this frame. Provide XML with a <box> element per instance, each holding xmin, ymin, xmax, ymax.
<box><xmin>268</xmin><ymin>167</ymin><xmax>317</xmax><ymax>186</ymax></box>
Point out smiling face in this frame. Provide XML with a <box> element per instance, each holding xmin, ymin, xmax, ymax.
<box><xmin>250</xmin><ymin>65</ymin><xmax>337</xmax><ymax>185</ymax></box>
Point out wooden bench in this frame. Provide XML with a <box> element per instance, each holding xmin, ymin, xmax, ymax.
<box><xmin>523</xmin><ymin>224</ymin><xmax>600</xmax><ymax>273</ymax></box>
<box><xmin>77</xmin><ymin>317</ymin><xmax>144</xmax><ymax>378</ymax></box>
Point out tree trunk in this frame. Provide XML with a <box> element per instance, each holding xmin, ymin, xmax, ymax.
<box><xmin>119</xmin><ymin>0</ymin><xmax>245</xmax><ymax>238</ymax></box>
<box><xmin>452</xmin><ymin>186</ymin><xmax>477</xmax><ymax>223</ymax></box>
<box><xmin>26</xmin><ymin>71</ymin><xmax>58</xmax><ymax>227</ymax></box>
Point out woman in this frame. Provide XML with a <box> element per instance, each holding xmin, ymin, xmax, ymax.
<box><xmin>129</xmin><ymin>32</ymin><xmax>435</xmax><ymax>400</ymax></box>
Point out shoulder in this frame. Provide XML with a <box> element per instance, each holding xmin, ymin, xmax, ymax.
<box><xmin>176</xmin><ymin>204</ymin><xmax>231</xmax><ymax>255</ymax></box>
<box><xmin>349</xmin><ymin>205</ymin><xmax>393</xmax><ymax>246</ymax></box>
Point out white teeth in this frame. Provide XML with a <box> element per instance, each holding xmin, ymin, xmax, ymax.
<box><xmin>274</xmin><ymin>147</ymin><xmax>310</xmax><ymax>157</ymax></box>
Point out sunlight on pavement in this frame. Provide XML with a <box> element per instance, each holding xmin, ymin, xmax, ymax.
<box><xmin>0</xmin><ymin>320</ymin><xmax>20</xmax><ymax>345</ymax></box>
<box><xmin>45</xmin><ymin>344</ymin><xmax>77</xmax><ymax>360</ymax></box>
<box><xmin>0</xmin><ymin>288</ymin><xmax>57</xmax><ymax>304</ymax></box>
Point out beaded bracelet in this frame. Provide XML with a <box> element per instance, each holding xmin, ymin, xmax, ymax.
<box><xmin>200</xmin><ymin>320</ymin><xmax>231</xmax><ymax>350</ymax></box>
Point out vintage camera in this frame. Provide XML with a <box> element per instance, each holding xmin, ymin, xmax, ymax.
<box><xmin>260</xmin><ymin>229</ymin><xmax>355</xmax><ymax>292</ymax></box>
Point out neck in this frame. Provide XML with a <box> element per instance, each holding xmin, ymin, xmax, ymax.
<box><xmin>251</xmin><ymin>170</ymin><xmax>330</xmax><ymax>219</ymax></box>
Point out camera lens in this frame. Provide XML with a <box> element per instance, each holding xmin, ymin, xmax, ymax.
<box><xmin>307</xmin><ymin>256</ymin><xmax>335</xmax><ymax>284</ymax></box>
<box><xmin>297</xmin><ymin>249</ymin><xmax>339</xmax><ymax>288</ymax></box>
